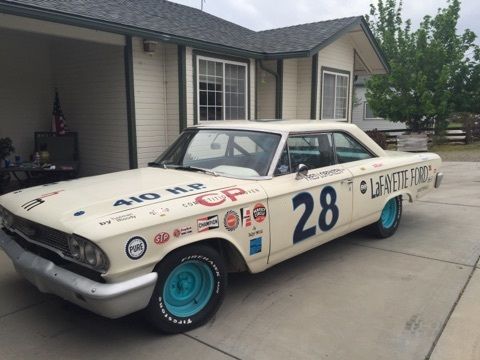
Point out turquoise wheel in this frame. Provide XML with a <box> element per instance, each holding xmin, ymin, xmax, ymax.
<box><xmin>163</xmin><ymin>260</ymin><xmax>214</xmax><ymax>317</ymax></box>
<box><xmin>145</xmin><ymin>245</ymin><xmax>227</xmax><ymax>334</ymax></box>
<box><xmin>380</xmin><ymin>198</ymin><xmax>398</xmax><ymax>229</ymax></box>
<box><xmin>370</xmin><ymin>195</ymin><xmax>402</xmax><ymax>238</ymax></box>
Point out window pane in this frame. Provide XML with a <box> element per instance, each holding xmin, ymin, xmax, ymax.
<box><xmin>199</xmin><ymin>91</ymin><xmax>207</xmax><ymax>106</ymax></box>
<box><xmin>200</xmin><ymin>106</ymin><xmax>207</xmax><ymax>120</ymax></box>
<box><xmin>287</xmin><ymin>134</ymin><xmax>334</xmax><ymax>170</ymax></box>
<box><xmin>199</xmin><ymin>60</ymin><xmax>207</xmax><ymax>75</ymax></box>
<box><xmin>364</xmin><ymin>102</ymin><xmax>379</xmax><ymax>119</ymax></box>
<box><xmin>335</xmin><ymin>75</ymin><xmax>348</xmax><ymax>119</ymax></box>
<box><xmin>322</xmin><ymin>73</ymin><xmax>335</xmax><ymax>119</ymax></box>
<box><xmin>216</xmin><ymin>107</ymin><xmax>223</xmax><ymax>121</ymax></box>
<box><xmin>333</xmin><ymin>132</ymin><xmax>372</xmax><ymax>163</ymax></box>
<box><xmin>216</xmin><ymin>62</ymin><xmax>223</xmax><ymax>77</ymax></box>
<box><xmin>208</xmin><ymin>107</ymin><xmax>216</xmax><ymax>120</ymax></box>
<box><xmin>207</xmin><ymin>61</ymin><xmax>215</xmax><ymax>76</ymax></box>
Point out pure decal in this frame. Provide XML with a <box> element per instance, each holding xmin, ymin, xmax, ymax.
<box><xmin>360</xmin><ymin>180</ymin><xmax>367</xmax><ymax>194</ymax></box>
<box><xmin>126</xmin><ymin>236</ymin><xmax>147</xmax><ymax>259</ymax></box>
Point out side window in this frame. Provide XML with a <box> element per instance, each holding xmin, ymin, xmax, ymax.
<box><xmin>333</xmin><ymin>132</ymin><xmax>373</xmax><ymax>163</ymax></box>
<box><xmin>281</xmin><ymin>133</ymin><xmax>334</xmax><ymax>173</ymax></box>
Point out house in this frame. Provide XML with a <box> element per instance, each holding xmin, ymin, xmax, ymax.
<box><xmin>0</xmin><ymin>0</ymin><xmax>389</xmax><ymax>176</ymax></box>
<box><xmin>352</xmin><ymin>75</ymin><xmax>406</xmax><ymax>131</ymax></box>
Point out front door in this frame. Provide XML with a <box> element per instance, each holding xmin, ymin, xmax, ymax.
<box><xmin>265</xmin><ymin>132</ymin><xmax>353</xmax><ymax>266</ymax></box>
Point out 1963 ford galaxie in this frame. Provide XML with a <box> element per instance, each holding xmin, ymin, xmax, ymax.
<box><xmin>0</xmin><ymin>120</ymin><xmax>443</xmax><ymax>333</ymax></box>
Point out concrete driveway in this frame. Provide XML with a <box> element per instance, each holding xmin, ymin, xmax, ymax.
<box><xmin>0</xmin><ymin>161</ymin><xmax>479</xmax><ymax>360</ymax></box>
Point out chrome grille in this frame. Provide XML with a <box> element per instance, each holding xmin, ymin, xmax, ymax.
<box><xmin>6</xmin><ymin>210</ymin><xmax>71</xmax><ymax>257</ymax></box>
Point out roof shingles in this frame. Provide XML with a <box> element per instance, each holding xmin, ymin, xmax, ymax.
<box><xmin>1</xmin><ymin>0</ymin><xmax>363</xmax><ymax>55</ymax></box>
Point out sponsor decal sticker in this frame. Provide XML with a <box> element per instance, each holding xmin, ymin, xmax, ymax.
<box><xmin>149</xmin><ymin>207</ymin><xmax>170</xmax><ymax>217</ymax></box>
<box><xmin>21</xmin><ymin>190</ymin><xmax>65</xmax><ymax>211</ymax></box>
<box><xmin>360</xmin><ymin>180</ymin><xmax>367</xmax><ymax>194</ymax></box>
<box><xmin>195</xmin><ymin>188</ymin><xmax>261</xmax><ymax>207</ymax></box>
<box><xmin>99</xmin><ymin>213</ymin><xmax>136</xmax><ymax>226</ymax></box>
<box><xmin>173</xmin><ymin>226</ymin><xmax>193</xmax><ymax>238</ymax></box>
<box><xmin>154</xmin><ymin>232</ymin><xmax>170</xmax><ymax>244</ymax></box>
<box><xmin>197</xmin><ymin>215</ymin><xmax>219</xmax><ymax>232</ymax></box>
<box><xmin>372</xmin><ymin>163</ymin><xmax>383</xmax><ymax>168</ymax></box>
<box><xmin>126</xmin><ymin>236</ymin><xmax>147</xmax><ymax>260</ymax></box>
<box><xmin>250</xmin><ymin>237</ymin><xmax>262</xmax><ymax>255</ymax></box>
<box><xmin>369</xmin><ymin>165</ymin><xmax>430</xmax><ymax>199</ymax></box>
<box><xmin>253</xmin><ymin>203</ymin><xmax>267</xmax><ymax>223</ymax></box>
<box><xmin>74</xmin><ymin>210</ymin><xmax>85</xmax><ymax>217</ymax></box>
<box><xmin>248</xmin><ymin>227</ymin><xmax>264</xmax><ymax>237</ymax></box>
<box><xmin>240</xmin><ymin>208</ymin><xmax>252</xmax><ymax>227</ymax></box>
<box><xmin>223</xmin><ymin>210</ymin><xmax>240</xmax><ymax>232</ymax></box>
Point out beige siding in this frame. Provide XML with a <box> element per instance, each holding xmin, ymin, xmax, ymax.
<box><xmin>282</xmin><ymin>59</ymin><xmax>298</xmax><ymax>119</ymax></box>
<box><xmin>0</xmin><ymin>30</ymin><xmax>53</xmax><ymax>161</ymax></box>
<box><xmin>256</xmin><ymin>60</ymin><xmax>277</xmax><ymax>119</ymax></box>
<box><xmin>316</xmin><ymin>34</ymin><xmax>355</xmax><ymax>121</ymax></box>
<box><xmin>133</xmin><ymin>38</ymin><xmax>179</xmax><ymax>167</ymax></box>
<box><xmin>53</xmin><ymin>39</ymin><xmax>129</xmax><ymax>176</ymax></box>
<box><xmin>296</xmin><ymin>57</ymin><xmax>312</xmax><ymax>119</ymax></box>
<box><xmin>249</xmin><ymin>59</ymin><xmax>256</xmax><ymax>119</ymax></box>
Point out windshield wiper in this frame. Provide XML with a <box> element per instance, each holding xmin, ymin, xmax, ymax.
<box><xmin>163</xmin><ymin>165</ymin><xmax>218</xmax><ymax>176</ymax></box>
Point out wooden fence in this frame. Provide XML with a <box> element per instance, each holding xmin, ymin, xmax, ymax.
<box><xmin>379</xmin><ymin>127</ymin><xmax>467</xmax><ymax>148</ymax></box>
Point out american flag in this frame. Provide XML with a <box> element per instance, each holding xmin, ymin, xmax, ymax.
<box><xmin>52</xmin><ymin>90</ymin><xmax>66</xmax><ymax>135</ymax></box>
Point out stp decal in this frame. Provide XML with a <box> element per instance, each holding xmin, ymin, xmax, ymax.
<box><xmin>154</xmin><ymin>232</ymin><xmax>170</xmax><ymax>244</ymax></box>
<box><xmin>224</xmin><ymin>210</ymin><xmax>240</xmax><ymax>232</ymax></box>
<box><xmin>253</xmin><ymin>203</ymin><xmax>267</xmax><ymax>223</ymax></box>
<box><xmin>126</xmin><ymin>236</ymin><xmax>147</xmax><ymax>260</ymax></box>
<box><xmin>197</xmin><ymin>215</ymin><xmax>219</xmax><ymax>232</ymax></box>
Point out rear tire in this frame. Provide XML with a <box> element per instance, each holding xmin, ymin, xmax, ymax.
<box><xmin>145</xmin><ymin>244</ymin><xmax>227</xmax><ymax>333</ymax></box>
<box><xmin>369</xmin><ymin>195</ymin><xmax>402</xmax><ymax>238</ymax></box>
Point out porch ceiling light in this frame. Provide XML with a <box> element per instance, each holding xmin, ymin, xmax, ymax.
<box><xmin>143</xmin><ymin>40</ymin><xmax>158</xmax><ymax>54</ymax></box>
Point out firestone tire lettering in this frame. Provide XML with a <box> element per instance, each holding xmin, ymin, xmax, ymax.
<box><xmin>144</xmin><ymin>245</ymin><xmax>226</xmax><ymax>334</ymax></box>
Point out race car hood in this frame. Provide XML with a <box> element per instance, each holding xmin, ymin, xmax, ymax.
<box><xmin>0</xmin><ymin>167</ymin><xmax>242</xmax><ymax>233</ymax></box>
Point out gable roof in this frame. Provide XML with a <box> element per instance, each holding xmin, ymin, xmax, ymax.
<box><xmin>0</xmin><ymin>0</ymin><xmax>388</xmax><ymax>69</ymax></box>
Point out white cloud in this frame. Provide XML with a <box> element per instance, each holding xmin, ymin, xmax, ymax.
<box><xmin>169</xmin><ymin>0</ymin><xmax>479</xmax><ymax>42</ymax></box>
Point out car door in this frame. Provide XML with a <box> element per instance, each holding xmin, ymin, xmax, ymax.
<box><xmin>265</xmin><ymin>132</ymin><xmax>353</xmax><ymax>266</ymax></box>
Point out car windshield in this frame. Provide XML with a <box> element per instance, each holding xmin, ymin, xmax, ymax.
<box><xmin>153</xmin><ymin>129</ymin><xmax>282</xmax><ymax>178</ymax></box>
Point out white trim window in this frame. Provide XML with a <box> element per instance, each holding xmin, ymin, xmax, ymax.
<box><xmin>363</xmin><ymin>101</ymin><xmax>383</xmax><ymax>120</ymax></box>
<box><xmin>321</xmin><ymin>70</ymin><xmax>349</xmax><ymax>120</ymax></box>
<box><xmin>197</xmin><ymin>56</ymin><xmax>248</xmax><ymax>121</ymax></box>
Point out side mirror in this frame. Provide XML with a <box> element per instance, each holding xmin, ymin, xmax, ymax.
<box><xmin>295</xmin><ymin>164</ymin><xmax>309</xmax><ymax>180</ymax></box>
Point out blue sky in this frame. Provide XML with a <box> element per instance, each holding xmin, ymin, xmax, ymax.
<box><xmin>170</xmin><ymin>0</ymin><xmax>479</xmax><ymax>44</ymax></box>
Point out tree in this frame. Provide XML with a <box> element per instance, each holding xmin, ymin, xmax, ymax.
<box><xmin>365</xmin><ymin>0</ymin><xmax>479</xmax><ymax>132</ymax></box>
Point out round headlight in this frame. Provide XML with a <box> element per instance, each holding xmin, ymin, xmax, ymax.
<box><xmin>84</xmin><ymin>243</ymin><xmax>97</xmax><ymax>266</ymax></box>
<box><xmin>68</xmin><ymin>236</ymin><xmax>83</xmax><ymax>260</ymax></box>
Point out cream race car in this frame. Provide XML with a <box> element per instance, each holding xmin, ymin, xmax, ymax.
<box><xmin>0</xmin><ymin>121</ymin><xmax>443</xmax><ymax>333</ymax></box>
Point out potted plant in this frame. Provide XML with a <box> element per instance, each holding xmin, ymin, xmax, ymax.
<box><xmin>0</xmin><ymin>137</ymin><xmax>15</xmax><ymax>167</ymax></box>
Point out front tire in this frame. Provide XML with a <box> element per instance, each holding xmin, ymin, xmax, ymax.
<box><xmin>369</xmin><ymin>195</ymin><xmax>402</xmax><ymax>238</ymax></box>
<box><xmin>145</xmin><ymin>244</ymin><xmax>227</xmax><ymax>333</ymax></box>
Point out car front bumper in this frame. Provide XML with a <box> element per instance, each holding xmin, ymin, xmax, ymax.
<box><xmin>0</xmin><ymin>230</ymin><xmax>157</xmax><ymax>319</ymax></box>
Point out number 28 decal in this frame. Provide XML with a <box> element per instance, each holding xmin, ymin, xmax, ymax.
<box><xmin>292</xmin><ymin>186</ymin><xmax>339</xmax><ymax>243</ymax></box>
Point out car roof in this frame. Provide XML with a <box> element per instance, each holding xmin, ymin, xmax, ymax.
<box><xmin>191</xmin><ymin>120</ymin><xmax>360</xmax><ymax>133</ymax></box>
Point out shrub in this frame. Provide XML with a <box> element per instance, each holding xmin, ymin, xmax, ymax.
<box><xmin>366</xmin><ymin>129</ymin><xmax>388</xmax><ymax>149</ymax></box>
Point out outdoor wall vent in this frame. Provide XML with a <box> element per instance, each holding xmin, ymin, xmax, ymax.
<box><xmin>143</xmin><ymin>40</ymin><xmax>158</xmax><ymax>54</ymax></box>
